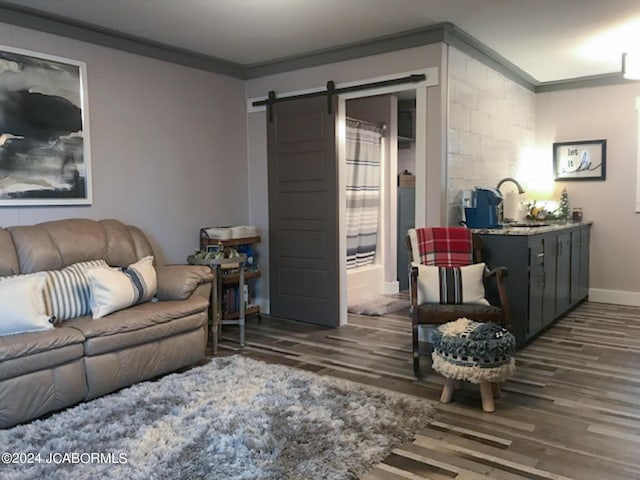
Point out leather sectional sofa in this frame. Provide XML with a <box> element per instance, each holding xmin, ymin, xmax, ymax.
<box><xmin>0</xmin><ymin>218</ymin><xmax>213</xmax><ymax>428</ymax></box>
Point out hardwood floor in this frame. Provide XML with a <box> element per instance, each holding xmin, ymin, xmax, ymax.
<box><xmin>214</xmin><ymin>300</ymin><xmax>640</xmax><ymax>480</ymax></box>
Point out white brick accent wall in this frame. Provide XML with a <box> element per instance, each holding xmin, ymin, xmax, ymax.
<box><xmin>447</xmin><ymin>47</ymin><xmax>536</xmax><ymax>225</ymax></box>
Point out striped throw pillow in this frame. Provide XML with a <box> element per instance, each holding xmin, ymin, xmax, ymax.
<box><xmin>415</xmin><ymin>262</ymin><xmax>489</xmax><ymax>306</ymax></box>
<box><xmin>43</xmin><ymin>260</ymin><xmax>109</xmax><ymax>322</ymax></box>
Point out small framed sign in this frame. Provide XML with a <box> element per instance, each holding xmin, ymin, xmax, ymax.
<box><xmin>553</xmin><ymin>139</ymin><xmax>606</xmax><ymax>181</ymax></box>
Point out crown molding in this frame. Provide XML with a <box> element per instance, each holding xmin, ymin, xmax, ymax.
<box><xmin>0</xmin><ymin>2</ymin><xmax>246</xmax><ymax>78</ymax></box>
<box><xmin>244</xmin><ymin>23</ymin><xmax>448</xmax><ymax>79</ymax></box>
<box><xmin>0</xmin><ymin>2</ymin><xmax>631</xmax><ymax>91</ymax></box>
<box><xmin>534</xmin><ymin>72</ymin><xmax>638</xmax><ymax>93</ymax></box>
<box><xmin>441</xmin><ymin>23</ymin><xmax>537</xmax><ymax>91</ymax></box>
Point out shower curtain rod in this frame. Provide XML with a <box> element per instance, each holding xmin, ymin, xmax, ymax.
<box><xmin>252</xmin><ymin>73</ymin><xmax>426</xmax><ymax>120</ymax></box>
<box><xmin>346</xmin><ymin>116</ymin><xmax>387</xmax><ymax>132</ymax></box>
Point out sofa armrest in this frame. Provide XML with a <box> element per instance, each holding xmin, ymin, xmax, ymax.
<box><xmin>156</xmin><ymin>265</ymin><xmax>214</xmax><ymax>301</ymax></box>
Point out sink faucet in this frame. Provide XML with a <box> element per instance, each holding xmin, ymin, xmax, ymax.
<box><xmin>496</xmin><ymin>177</ymin><xmax>525</xmax><ymax>194</ymax></box>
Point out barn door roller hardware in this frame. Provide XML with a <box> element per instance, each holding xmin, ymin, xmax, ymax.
<box><xmin>254</xmin><ymin>73</ymin><xmax>426</xmax><ymax>121</ymax></box>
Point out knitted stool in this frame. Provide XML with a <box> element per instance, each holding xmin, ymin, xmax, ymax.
<box><xmin>431</xmin><ymin>318</ymin><xmax>516</xmax><ymax>412</ymax></box>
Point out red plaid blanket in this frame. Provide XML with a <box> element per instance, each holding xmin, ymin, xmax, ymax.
<box><xmin>415</xmin><ymin>227</ymin><xmax>473</xmax><ymax>267</ymax></box>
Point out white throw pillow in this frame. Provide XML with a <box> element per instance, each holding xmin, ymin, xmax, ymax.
<box><xmin>87</xmin><ymin>256</ymin><xmax>157</xmax><ymax>319</ymax></box>
<box><xmin>414</xmin><ymin>262</ymin><xmax>489</xmax><ymax>306</ymax></box>
<box><xmin>0</xmin><ymin>273</ymin><xmax>54</xmax><ymax>336</ymax></box>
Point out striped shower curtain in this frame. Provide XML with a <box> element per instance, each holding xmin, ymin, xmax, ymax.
<box><xmin>346</xmin><ymin>118</ymin><xmax>383</xmax><ymax>270</ymax></box>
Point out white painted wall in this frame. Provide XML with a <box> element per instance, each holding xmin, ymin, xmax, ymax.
<box><xmin>0</xmin><ymin>22</ymin><xmax>249</xmax><ymax>264</ymax></box>
<box><xmin>446</xmin><ymin>47</ymin><xmax>536</xmax><ymax>225</ymax></box>
<box><xmin>246</xmin><ymin>44</ymin><xmax>446</xmax><ymax>313</ymax></box>
<box><xmin>536</xmin><ymin>82</ymin><xmax>640</xmax><ymax>305</ymax></box>
<box><xmin>7</xmin><ymin>18</ymin><xmax>639</xmax><ymax>311</ymax></box>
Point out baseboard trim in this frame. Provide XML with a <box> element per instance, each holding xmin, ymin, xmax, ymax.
<box><xmin>588</xmin><ymin>288</ymin><xmax>640</xmax><ymax>307</ymax></box>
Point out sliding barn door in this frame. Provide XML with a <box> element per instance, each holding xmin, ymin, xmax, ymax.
<box><xmin>267</xmin><ymin>95</ymin><xmax>339</xmax><ymax>326</ymax></box>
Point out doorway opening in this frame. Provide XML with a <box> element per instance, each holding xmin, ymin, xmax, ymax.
<box><xmin>341</xmin><ymin>89</ymin><xmax>418</xmax><ymax>323</ymax></box>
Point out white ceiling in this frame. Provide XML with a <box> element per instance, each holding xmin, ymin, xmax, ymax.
<box><xmin>4</xmin><ymin>0</ymin><xmax>640</xmax><ymax>82</ymax></box>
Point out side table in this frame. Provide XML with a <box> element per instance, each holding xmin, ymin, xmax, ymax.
<box><xmin>187</xmin><ymin>254</ymin><xmax>247</xmax><ymax>354</ymax></box>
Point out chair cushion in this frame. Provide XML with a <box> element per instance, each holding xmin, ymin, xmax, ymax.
<box><xmin>415</xmin><ymin>303</ymin><xmax>502</xmax><ymax>325</ymax></box>
<box><xmin>431</xmin><ymin>318</ymin><xmax>516</xmax><ymax>383</ymax></box>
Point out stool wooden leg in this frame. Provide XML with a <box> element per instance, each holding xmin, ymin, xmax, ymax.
<box><xmin>440</xmin><ymin>378</ymin><xmax>456</xmax><ymax>404</ymax></box>
<box><xmin>479</xmin><ymin>381</ymin><xmax>495</xmax><ymax>412</ymax></box>
<box><xmin>491</xmin><ymin>382</ymin><xmax>502</xmax><ymax>398</ymax></box>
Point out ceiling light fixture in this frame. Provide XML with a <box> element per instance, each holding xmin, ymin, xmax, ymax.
<box><xmin>622</xmin><ymin>52</ymin><xmax>640</xmax><ymax>80</ymax></box>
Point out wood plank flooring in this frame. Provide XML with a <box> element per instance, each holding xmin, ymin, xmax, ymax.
<box><xmin>213</xmin><ymin>300</ymin><xmax>640</xmax><ymax>480</ymax></box>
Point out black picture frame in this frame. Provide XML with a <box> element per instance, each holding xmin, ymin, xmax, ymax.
<box><xmin>553</xmin><ymin>139</ymin><xmax>606</xmax><ymax>181</ymax></box>
<box><xmin>0</xmin><ymin>45</ymin><xmax>92</xmax><ymax>205</ymax></box>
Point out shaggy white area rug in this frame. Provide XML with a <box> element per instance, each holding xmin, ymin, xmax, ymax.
<box><xmin>1</xmin><ymin>356</ymin><xmax>433</xmax><ymax>480</ymax></box>
<box><xmin>348</xmin><ymin>295</ymin><xmax>410</xmax><ymax>316</ymax></box>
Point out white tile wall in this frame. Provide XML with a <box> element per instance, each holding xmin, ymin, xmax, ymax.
<box><xmin>447</xmin><ymin>47</ymin><xmax>536</xmax><ymax>225</ymax></box>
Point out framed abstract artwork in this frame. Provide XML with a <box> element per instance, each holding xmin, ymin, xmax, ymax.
<box><xmin>553</xmin><ymin>139</ymin><xmax>606</xmax><ymax>181</ymax></box>
<box><xmin>0</xmin><ymin>45</ymin><xmax>92</xmax><ymax>205</ymax></box>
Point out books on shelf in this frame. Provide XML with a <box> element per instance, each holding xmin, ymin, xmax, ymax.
<box><xmin>221</xmin><ymin>284</ymin><xmax>256</xmax><ymax>316</ymax></box>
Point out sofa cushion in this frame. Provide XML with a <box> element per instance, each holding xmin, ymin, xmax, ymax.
<box><xmin>0</xmin><ymin>320</ymin><xmax>87</xmax><ymax>421</ymax></box>
<box><xmin>65</xmin><ymin>297</ymin><xmax>209</xmax><ymax>356</ymax></box>
<box><xmin>82</xmin><ymin>314</ymin><xmax>206</xmax><ymax>357</ymax></box>
<box><xmin>0</xmin><ymin>343</ymin><xmax>85</xmax><ymax>381</ymax></box>
<box><xmin>7</xmin><ymin>225</ymin><xmax>64</xmax><ymax>274</ymax></box>
<box><xmin>100</xmin><ymin>219</ymin><xmax>139</xmax><ymax>267</ymax></box>
<box><xmin>0</xmin><ymin>228</ymin><xmax>19</xmax><ymax>276</ymax></box>
<box><xmin>128</xmin><ymin>225</ymin><xmax>155</xmax><ymax>262</ymax></box>
<box><xmin>0</xmin><ymin>326</ymin><xmax>85</xmax><ymax>363</ymax></box>
<box><xmin>8</xmin><ymin>219</ymin><xmax>108</xmax><ymax>274</ymax></box>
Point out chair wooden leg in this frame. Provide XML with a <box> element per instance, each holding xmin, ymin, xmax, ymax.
<box><xmin>479</xmin><ymin>381</ymin><xmax>495</xmax><ymax>412</ymax></box>
<box><xmin>440</xmin><ymin>378</ymin><xmax>456</xmax><ymax>403</ymax></box>
<box><xmin>491</xmin><ymin>382</ymin><xmax>502</xmax><ymax>398</ymax></box>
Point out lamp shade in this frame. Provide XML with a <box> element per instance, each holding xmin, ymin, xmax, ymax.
<box><xmin>623</xmin><ymin>52</ymin><xmax>640</xmax><ymax>80</ymax></box>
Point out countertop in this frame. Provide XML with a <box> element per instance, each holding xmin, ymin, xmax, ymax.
<box><xmin>471</xmin><ymin>221</ymin><xmax>592</xmax><ymax>236</ymax></box>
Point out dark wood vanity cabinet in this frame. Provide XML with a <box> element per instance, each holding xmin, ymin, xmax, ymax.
<box><xmin>555</xmin><ymin>232</ymin><xmax>572</xmax><ymax>315</ymax></box>
<box><xmin>477</xmin><ymin>223</ymin><xmax>591</xmax><ymax>346</ymax></box>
